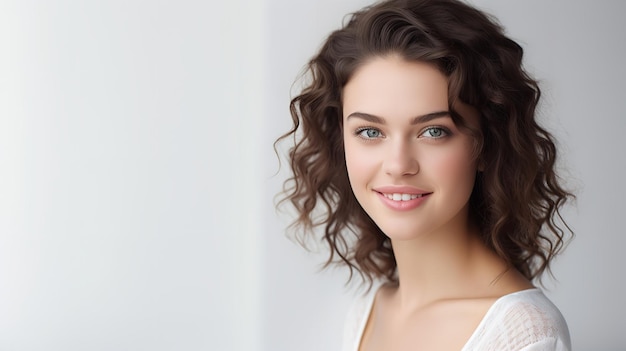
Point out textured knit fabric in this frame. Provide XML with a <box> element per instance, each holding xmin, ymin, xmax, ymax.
<box><xmin>342</xmin><ymin>287</ymin><xmax>571</xmax><ymax>351</ymax></box>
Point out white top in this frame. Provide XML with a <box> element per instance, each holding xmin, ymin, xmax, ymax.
<box><xmin>342</xmin><ymin>287</ymin><xmax>571</xmax><ymax>351</ymax></box>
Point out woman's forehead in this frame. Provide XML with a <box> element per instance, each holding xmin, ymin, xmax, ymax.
<box><xmin>343</xmin><ymin>57</ymin><xmax>448</xmax><ymax>114</ymax></box>
<box><xmin>342</xmin><ymin>56</ymin><xmax>479</xmax><ymax>126</ymax></box>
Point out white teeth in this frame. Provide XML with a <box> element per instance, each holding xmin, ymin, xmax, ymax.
<box><xmin>384</xmin><ymin>193</ymin><xmax>421</xmax><ymax>201</ymax></box>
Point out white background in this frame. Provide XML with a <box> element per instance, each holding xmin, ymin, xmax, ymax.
<box><xmin>1</xmin><ymin>0</ymin><xmax>625</xmax><ymax>350</ymax></box>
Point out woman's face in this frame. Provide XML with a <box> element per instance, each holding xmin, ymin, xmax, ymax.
<box><xmin>342</xmin><ymin>56</ymin><xmax>480</xmax><ymax>241</ymax></box>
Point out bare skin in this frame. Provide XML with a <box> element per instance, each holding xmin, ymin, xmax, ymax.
<box><xmin>359</xmin><ymin>237</ymin><xmax>533</xmax><ymax>351</ymax></box>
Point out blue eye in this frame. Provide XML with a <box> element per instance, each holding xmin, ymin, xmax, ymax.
<box><xmin>356</xmin><ymin>128</ymin><xmax>383</xmax><ymax>139</ymax></box>
<box><xmin>421</xmin><ymin>127</ymin><xmax>448</xmax><ymax>139</ymax></box>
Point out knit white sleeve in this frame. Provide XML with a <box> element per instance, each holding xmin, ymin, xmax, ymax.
<box><xmin>518</xmin><ymin>337</ymin><xmax>570</xmax><ymax>351</ymax></box>
<box><xmin>462</xmin><ymin>289</ymin><xmax>571</xmax><ymax>351</ymax></box>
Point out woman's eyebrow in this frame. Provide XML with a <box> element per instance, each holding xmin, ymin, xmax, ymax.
<box><xmin>346</xmin><ymin>111</ymin><xmax>450</xmax><ymax>124</ymax></box>
<box><xmin>411</xmin><ymin>111</ymin><xmax>451</xmax><ymax>124</ymax></box>
<box><xmin>345</xmin><ymin>112</ymin><xmax>386</xmax><ymax>124</ymax></box>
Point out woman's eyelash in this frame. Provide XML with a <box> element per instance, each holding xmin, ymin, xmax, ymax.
<box><xmin>354</xmin><ymin>127</ymin><xmax>383</xmax><ymax>139</ymax></box>
<box><xmin>353</xmin><ymin>125</ymin><xmax>452</xmax><ymax>140</ymax></box>
<box><xmin>420</xmin><ymin>126</ymin><xmax>451</xmax><ymax>138</ymax></box>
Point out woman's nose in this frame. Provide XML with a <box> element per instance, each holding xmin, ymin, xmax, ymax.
<box><xmin>383</xmin><ymin>139</ymin><xmax>419</xmax><ymax>177</ymax></box>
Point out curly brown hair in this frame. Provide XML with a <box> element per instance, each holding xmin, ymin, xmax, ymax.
<box><xmin>276</xmin><ymin>0</ymin><xmax>573</xmax><ymax>285</ymax></box>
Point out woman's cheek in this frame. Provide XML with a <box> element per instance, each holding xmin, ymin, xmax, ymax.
<box><xmin>346</xmin><ymin>146</ymin><xmax>373</xmax><ymax>178</ymax></box>
<box><xmin>425</xmin><ymin>145</ymin><xmax>477</xmax><ymax>188</ymax></box>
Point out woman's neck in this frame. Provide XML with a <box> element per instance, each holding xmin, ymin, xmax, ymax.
<box><xmin>389</xmin><ymin>222</ymin><xmax>511</xmax><ymax>311</ymax></box>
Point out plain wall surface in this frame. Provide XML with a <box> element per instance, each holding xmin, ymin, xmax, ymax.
<box><xmin>0</xmin><ymin>1</ymin><xmax>265</xmax><ymax>350</ymax></box>
<box><xmin>1</xmin><ymin>0</ymin><xmax>625</xmax><ymax>350</ymax></box>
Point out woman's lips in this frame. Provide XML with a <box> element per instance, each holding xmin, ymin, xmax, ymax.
<box><xmin>381</xmin><ymin>192</ymin><xmax>427</xmax><ymax>201</ymax></box>
<box><xmin>373</xmin><ymin>188</ymin><xmax>432</xmax><ymax>211</ymax></box>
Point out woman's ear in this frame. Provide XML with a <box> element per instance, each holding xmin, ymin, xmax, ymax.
<box><xmin>477</xmin><ymin>158</ymin><xmax>485</xmax><ymax>172</ymax></box>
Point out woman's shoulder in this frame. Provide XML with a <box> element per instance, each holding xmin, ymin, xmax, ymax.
<box><xmin>341</xmin><ymin>282</ymin><xmax>386</xmax><ymax>351</ymax></box>
<box><xmin>492</xmin><ymin>288</ymin><xmax>569</xmax><ymax>332</ymax></box>
<box><xmin>464</xmin><ymin>288</ymin><xmax>571</xmax><ymax>351</ymax></box>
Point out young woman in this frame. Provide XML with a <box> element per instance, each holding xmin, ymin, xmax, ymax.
<box><xmin>277</xmin><ymin>0</ymin><xmax>573</xmax><ymax>350</ymax></box>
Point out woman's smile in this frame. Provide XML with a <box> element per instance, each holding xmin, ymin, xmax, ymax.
<box><xmin>376</xmin><ymin>191</ymin><xmax>432</xmax><ymax>211</ymax></box>
<box><xmin>372</xmin><ymin>185</ymin><xmax>432</xmax><ymax>210</ymax></box>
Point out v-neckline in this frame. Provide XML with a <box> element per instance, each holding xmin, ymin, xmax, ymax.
<box><xmin>354</xmin><ymin>286</ymin><xmax>540</xmax><ymax>351</ymax></box>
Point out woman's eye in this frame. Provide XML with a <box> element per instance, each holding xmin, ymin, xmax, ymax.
<box><xmin>357</xmin><ymin>128</ymin><xmax>382</xmax><ymax>139</ymax></box>
<box><xmin>421</xmin><ymin>127</ymin><xmax>448</xmax><ymax>139</ymax></box>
